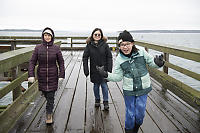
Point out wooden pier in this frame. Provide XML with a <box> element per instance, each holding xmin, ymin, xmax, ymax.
<box><xmin>0</xmin><ymin>36</ymin><xmax>200</xmax><ymax>133</ymax></box>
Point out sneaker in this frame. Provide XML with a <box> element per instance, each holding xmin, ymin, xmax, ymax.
<box><xmin>103</xmin><ymin>101</ymin><xmax>109</xmax><ymax>110</ymax></box>
<box><xmin>95</xmin><ymin>99</ymin><xmax>100</xmax><ymax>107</ymax></box>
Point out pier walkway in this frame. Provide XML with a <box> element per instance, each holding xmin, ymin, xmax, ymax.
<box><xmin>8</xmin><ymin>51</ymin><xmax>200</xmax><ymax>133</ymax></box>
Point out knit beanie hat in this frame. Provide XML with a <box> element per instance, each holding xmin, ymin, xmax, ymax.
<box><xmin>117</xmin><ymin>30</ymin><xmax>134</xmax><ymax>43</ymax></box>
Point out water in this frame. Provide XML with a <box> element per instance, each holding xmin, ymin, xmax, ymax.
<box><xmin>0</xmin><ymin>31</ymin><xmax>199</xmax><ymax>105</ymax></box>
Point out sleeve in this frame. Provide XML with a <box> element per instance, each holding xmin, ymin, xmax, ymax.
<box><xmin>57</xmin><ymin>47</ymin><xmax>65</xmax><ymax>78</ymax></box>
<box><xmin>82</xmin><ymin>44</ymin><xmax>90</xmax><ymax>76</ymax></box>
<box><xmin>106</xmin><ymin>44</ymin><xmax>113</xmax><ymax>73</ymax></box>
<box><xmin>28</xmin><ymin>46</ymin><xmax>38</xmax><ymax>77</ymax></box>
<box><xmin>107</xmin><ymin>58</ymin><xmax>123</xmax><ymax>82</ymax></box>
<box><xmin>143</xmin><ymin>49</ymin><xmax>159</xmax><ymax>68</ymax></box>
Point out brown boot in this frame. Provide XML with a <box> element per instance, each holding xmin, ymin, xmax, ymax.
<box><xmin>46</xmin><ymin>114</ymin><xmax>53</xmax><ymax>124</ymax></box>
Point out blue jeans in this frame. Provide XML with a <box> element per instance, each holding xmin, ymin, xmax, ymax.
<box><xmin>93</xmin><ymin>82</ymin><xmax>108</xmax><ymax>102</ymax></box>
<box><xmin>124</xmin><ymin>94</ymin><xmax>148</xmax><ymax>130</ymax></box>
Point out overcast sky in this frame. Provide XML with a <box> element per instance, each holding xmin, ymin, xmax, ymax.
<box><xmin>0</xmin><ymin>0</ymin><xmax>200</xmax><ymax>31</ymax></box>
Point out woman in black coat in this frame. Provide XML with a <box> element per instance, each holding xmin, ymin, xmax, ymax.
<box><xmin>28</xmin><ymin>27</ymin><xmax>65</xmax><ymax>124</ymax></box>
<box><xmin>82</xmin><ymin>28</ymin><xmax>113</xmax><ymax>110</ymax></box>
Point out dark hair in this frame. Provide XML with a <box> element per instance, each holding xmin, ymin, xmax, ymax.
<box><xmin>90</xmin><ymin>28</ymin><xmax>103</xmax><ymax>41</ymax></box>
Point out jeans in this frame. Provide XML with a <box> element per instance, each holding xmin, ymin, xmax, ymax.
<box><xmin>42</xmin><ymin>90</ymin><xmax>55</xmax><ymax>114</ymax></box>
<box><xmin>93</xmin><ymin>82</ymin><xmax>108</xmax><ymax>102</ymax></box>
<box><xmin>124</xmin><ymin>94</ymin><xmax>148</xmax><ymax>130</ymax></box>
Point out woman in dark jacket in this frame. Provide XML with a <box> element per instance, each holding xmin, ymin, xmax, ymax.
<box><xmin>82</xmin><ymin>28</ymin><xmax>113</xmax><ymax>110</ymax></box>
<box><xmin>28</xmin><ymin>27</ymin><xmax>65</xmax><ymax>124</ymax></box>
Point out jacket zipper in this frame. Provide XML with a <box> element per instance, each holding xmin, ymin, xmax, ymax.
<box><xmin>47</xmin><ymin>45</ymin><xmax>49</xmax><ymax>90</ymax></box>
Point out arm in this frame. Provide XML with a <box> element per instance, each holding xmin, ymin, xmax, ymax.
<box><xmin>28</xmin><ymin>46</ymin><xmax>38</xmax><ymax>77</ymax></box>
<box><xmin>57</xmin><ymin>47</ymin><xmax>65</xmax><ymax>78</ymax></box>
<box><xmin>82</xmin><ymin>45</ymin><xmax>90</xmax><ymax>77</ymax></box>
<box><xmin>106</xmin><ymin>44</ymin><xmax>113</xmax><ymax>73</ymax></box>
<box><xmin>142</xmin><ymin>49</ymin><xmax>159</xmax><ymax>68</ymax></box>
<box><xmin>107</xmin><ymin>59</ymin><xmax>123</xmax><ymax>82</ymax></box>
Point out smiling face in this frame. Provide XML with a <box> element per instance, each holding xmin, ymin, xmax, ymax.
<box><xmin>43</xmin><ymin>33</ymin><xmax>52</xmax><ymax>42</ymax></box>
<box><xmin>92</xmin><ymin>30</ymin><xmax>102</xmax><ymax>42</ymax></box>
<box><xmin>119</xmin><ymin>41</ymin><xmax>134</xmax><ymax>55</ymax></box>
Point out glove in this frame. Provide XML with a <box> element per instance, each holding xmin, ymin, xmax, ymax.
<box><xmin>96</xmin><ymin>66</ymin><xmax>108</xmax><ymax>78</ymax></box>
<box><xmin>154</xmin><ymin>54</ymin><xmax>165</xmax><ymax>67</ymax></box>
<box><xmin>28</xmin><ymin>77</ymin><xmax>35</xmax><ymax>83</ymax></box>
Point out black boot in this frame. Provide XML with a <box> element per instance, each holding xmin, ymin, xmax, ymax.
<box><xmin>125</xmin><ymin>128</ymin><xmax>133</xmax><ymax>133</ymax></box>
<box><xmin>133</xmin><ymin>124</ymin><xmax>140</xmax><ymax>133</ymax></box>
<box><xmin>103</xmin><ymin>101</ymin><xmax>109</xmax><ymax>110</ymax></box>
<box><xmin>95</xmin><ymin>99</ymin><xmax>100</xmax><ymax>107</ymax></box>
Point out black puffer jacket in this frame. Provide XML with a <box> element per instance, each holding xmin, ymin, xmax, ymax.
<box><xmin>82</xmin><ymin>37</ymin><xmax>113</xmax><ymax>83</ymax></box>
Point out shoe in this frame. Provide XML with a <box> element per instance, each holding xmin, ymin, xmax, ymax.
<box><xmin>46</xmin><ymin>114</ymin><xmax>53</xmax><ymax>124</ymax></box>
<box><xmin>125</xmin><ymin>128</ymin><xmax>133</xmax><ymax>133</ymax></box>
<box><xmin>133</xmin><ymin>124</ymin><xmax>140</xmax><ymax>133</ymax></box>
<box><xmin>103</xmin><ymin>101</ymin><xmax>109</xmax><ymax>110</ymax></box>
<box><xmin>95</xmin><ymin>99</ymin><xmax>100</xmax><ymax>107</ymax></box>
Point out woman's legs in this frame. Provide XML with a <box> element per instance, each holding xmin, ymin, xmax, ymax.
<box><xmin>93</xmin><ymin>83</ymin><xmax>100</xmax><ymax>107</ymax></box>
<box><xmin>101</xmin><ymin>82</ymin><xmax>109</xmax><ymax>110</ymax></box>
<box><xmin>42</xmin><ymin>90</ymin><xmax>55</xmax><ymax>124</ymax></box>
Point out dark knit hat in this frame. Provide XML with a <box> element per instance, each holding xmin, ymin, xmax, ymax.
<box><xmin>117</xmin><ymin>30</ymin><xmax>134</xmax><ymax>43</ymax></box>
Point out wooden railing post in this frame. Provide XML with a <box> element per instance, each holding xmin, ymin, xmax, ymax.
<box><xmin>11</xmin><ymin>67</ymin><xmax>21</xmax><ymax>100</ymax></box>
<box><xmin>70</xmin><ymin>37</ymin><xmax>73</xmax><ymax>55</ymax></box>
<box><xmin>163</xmin><ymin>53</ymin><xmax>169</xmax><ymax>74</ymax></box>
<box><xmin>10</xmin><ymin>39</ymin><xmax>16</xmax><ymax>50</ymax></box>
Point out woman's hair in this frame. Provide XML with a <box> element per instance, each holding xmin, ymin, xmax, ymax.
<box><xmin>90</xmin><ymin>28</ymin><xmax>104</xmax><ymax>41</ymax></box>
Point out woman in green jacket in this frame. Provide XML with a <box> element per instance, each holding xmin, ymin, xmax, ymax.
<box><xmin>97</xmin><ymin>30</ymin><xmax>164</xmax><ymax>133</ymax></box>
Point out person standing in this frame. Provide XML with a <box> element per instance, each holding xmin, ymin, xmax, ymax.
<box><xmin>82</xmin><ymin>28</ymin><xmax>113</xmax><ymax>110</ymax></box>
<box><xmin>97</xmin><ymin>30</ymin><xmax>164</xmax><ymax>133</ymax></box>
<box><xmin>28</xmin><ymin>27</ymin><xmax>65</xmax><ymax>124</ymax></box>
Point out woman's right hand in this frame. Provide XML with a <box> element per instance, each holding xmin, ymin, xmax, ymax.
<box><xmin>28</xmin><ymin>77</ymin><xmax>35</xmax><ymax>83</ymax></box>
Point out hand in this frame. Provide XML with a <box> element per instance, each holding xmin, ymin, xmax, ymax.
<box><xmin>96</xmin><ymin>66</ymin><xmax>108</xmax><ymax>78</ymax></box>
<box><xmin>59</xmin><ymin>78</ymin><xmax>64</xmax><ymax>82</ymax></box>
<box><xmin>154</xmin><ymin>54</ymin><xmax>165</xmax><ymax>67</ymax></box>
<box><xmin>28</xmin><ymin>77</ymin><xmax>35</xmax><ymax>83</ymax></box>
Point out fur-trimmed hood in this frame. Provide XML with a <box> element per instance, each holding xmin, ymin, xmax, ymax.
<box><xmin>86</xmin><ymin>36</ymin><xmax>108</xmax><ymax>44</ymax></box>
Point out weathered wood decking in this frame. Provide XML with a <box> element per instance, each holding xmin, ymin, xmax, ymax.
<box><xmin>9</xmin><ymin>51</ymin><xmax>200</xmax><ymax>133</ymax></box>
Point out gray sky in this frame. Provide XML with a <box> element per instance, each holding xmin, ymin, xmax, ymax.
<box><xmin>0</xmin><ymin>0</ymin><xmax>200</xmax><ymax>31</ymax></box>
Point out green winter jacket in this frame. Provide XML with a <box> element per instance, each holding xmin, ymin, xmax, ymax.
<box><xmin>107</xmin><ymin>48</ymin><xmax>159</xmax><ymax>96</ymax></box>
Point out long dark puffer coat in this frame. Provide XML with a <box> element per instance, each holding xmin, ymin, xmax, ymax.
<box><xmin>82</xmin><ymin>37</ymin><xmax>113</xmax><ymax>83</ymax></box>
<box><xmin>28</xmin><ymin>27</ymin><xmax>65</xmax><ymax>91</ymax></box>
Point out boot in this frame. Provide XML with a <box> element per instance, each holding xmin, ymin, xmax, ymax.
<box><xmin>95</xmin><ymin>99</ymin><xmax>100</xmax><ymax>107</ymax></box>
<box><xmin>133</xmin><ymin>124</ymin><xmax>140</xmax><ymax>133</ymax></box>
<box><xmin>103</xmin><ymin>101</ymin><xmax>109</xmax><ymax>111</ymax></box>
<box><xmin>46</xmin><ymin>114</ymin><xmax>53</xmax><ymax>124</ymax></box>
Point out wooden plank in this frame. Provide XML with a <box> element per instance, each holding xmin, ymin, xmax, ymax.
<box><xmin>85</xmin><ymin>79</ymin><xmax>104</xmax><ymax>133</ymax></box>
<box><xmin>149</xmin><ymin>85</ymin><xmax>200</xmax><ymax>133</ymax></box>
<box><xmin>65</xmin><ymin>55</ymin><xmax>86</xmax><ymax>133</ymax></box>
<box><xmin>146</xmin><ymin>96</ymin><xmax>180</xmax><ymax>133</ymax></box>
<box><xmin>107</xmin><ymin>82</ymin><xmax>125</xmax><ymax>130</ymax></box>
<box><xmin>50</xmin><ymin>52</ymin><xmax>80</xmax><ymax>133</ymax></box>
<box><xmin>141</xmin><ymin>111</ymin><xmax>161</xmax><ymax>133</ymax></box>
<box><xmin>151</xmin><ymin>78</ymin><xmax>200</xmax><ymax>131</ymax></box>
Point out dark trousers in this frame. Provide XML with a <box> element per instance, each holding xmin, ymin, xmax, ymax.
<box><xmin>42</xmin><ymin>91</ymin><xmax>55</xmax><ymax>114</ymax></box>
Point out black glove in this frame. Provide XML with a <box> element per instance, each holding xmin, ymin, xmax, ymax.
<box><xmin>96</xmin><ymin>66</ymin><xmax>108</xmax><ymax>78</ymax></box>
<box><xmin>154</xmin><ymin>54</ymin><xmax>165</xmax><ymax>67</ymax></box>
